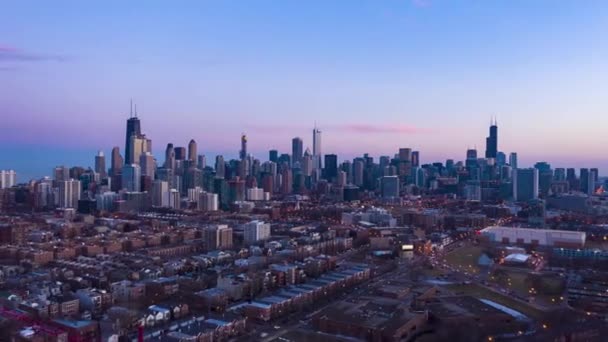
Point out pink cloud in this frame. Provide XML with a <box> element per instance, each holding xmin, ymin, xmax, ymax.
<box><xmin>332</xmin><ymin>123</ymin><xmax>431</xmax><ymax>134</ymax></box>
<box><xmin>0</xmin><ymin>44</ymin><xmax>67</xmax><ymax>62</ymax></box>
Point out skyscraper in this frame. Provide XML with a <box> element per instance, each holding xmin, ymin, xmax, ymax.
<box><xmin>292</xmin><ymin>137</ymin><xmax>303</xmax><ymax>166</ymax></box>
<box><xmin>323</xmin><ymin>154</ymin><xmax>338</xmax><ymax>181</ymax></box>
<box><xmin>302</xmin><ymin>149</ymin><xmax>313</xmax><ymax>176</ymax></box>
<box><xmin>122</xmin><ymin>164</ymin><xmax>141</xmax><ymax>192</ymax></box>
<box><xmin>188</xmin><ymin>139</ymin><xmax>197</xmax><ymax>167</ymax></box>
<box><xmin>240</xmin><ymin>134</ymin><xmax>247</xmax><ymax>160</ymax></box>
<box><xmin>509</xmin><ymin>152</ymin><xmax>518</xmax><ymax>169</ymax></box>
<box><xmin>411</xmin><ymin>151</ymin><xmax>420</xmax><ymax>168</ymax></box>
<box><xmin>0</xmin><ymin>170</ymin><xmax>16</xmax><ymax>189</ymax></box>
<box><xmin>129</xmin><ymin>134</ymin><xmax>151</xmax><ymax>166</ymax></box>
<box><xmin>198</xmin><ymin>155</ymin><xmax>206</xmax><ymax>169</ymax></box>
<box><xmin>94</xmin><ymin>151</ymin><xmax>106</xmax><ymax>178</ymax></box>
<box><xmin>513</xmin><ymin>168</ymin><xmax>539</xmax><ymax>202</ymax></box>
<box><xmin>466</xmin><ymin>149</ymin><xmax>478</xmax><ymax>168</ymax></box>
<box><xmin>53</xmin><ymin>166</ymin><xmax>69</xmax><ymax>183</ymax></box>
<box><xmin>381</xmin><ymin>175</ymin><xmax>399</xmax><ymax>198</ymax></box>
<box><xmin>124</xmin><ymin>103</ymin><xmax>141</xmax><ymax>165</ymax></box>
<box><xmin>140</xmin><ymin>152</ymin><xmax>156</xmax><ymax>178</ymax></box>
<box><xmin>485</xmin><ymin>118</ymin><xmax>498</xmax><ymax>159</ymax></box>
<box><xmin>174</xmin><ymin>147</ymin><xmax>186</xmax><ymax>160</ymax></box>
<box><xmin>215</xmin><ymin>155</ymin><xmax>225</xmax><ymax>178</ymax></box>
<box><xmin>110</xmin><ymin>147</ymin><xmax>123</xmax><ymax>177</ymax></box>
<box><xmin>269</xmin><ymin>150</ymin><xmax>278</xmax><ymax>163</ymax></box>
<box><xmin>580</xmin><ymin>168</ymin><xmax>590</xmax><ymax>194</ymax></box>
<box><xmin>58</xmin><ymin>179</ymin><xmax>81</xmax><ymax>209</ymax></box>
<box><xmin>313</xmin><ymin>126</ymin><xmax>322</xmax><ymax>168</ymax></box>
<box><xmin>353</xmin><ymin>160</ymin><xmax>364</xmax><ymax>186</ymax></box>
<box><xmin>165</xmin><ymin>143</ymin><xmax>176</xmax><ymax>169</ymax></box>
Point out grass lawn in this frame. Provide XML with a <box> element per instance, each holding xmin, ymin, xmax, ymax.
<box><xmin>489</xmin><ymin>269</ymin><xmax>565</xmax><ymax>308</ymax></box>
<box><xmin>444</xmin><ymin>245</ymin><xmax>485</xmax><ymax>274</ymax></box>
<box><xmin>443</xmin><ymin>283</ymin><xmax>545</xmax><ymax>320</ymax></box>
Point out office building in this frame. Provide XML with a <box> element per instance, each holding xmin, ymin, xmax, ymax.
<box><xmin>199</xmin><ymin>192</ymin><xmax>219</xmax><ymax>211</ymax></box>
<box><xmin>94</xmin><ymin>151</ymin><xmax>106</xmax><ymax>178</ymax></box>
<box><xmin>198</xmin><ymin>155</ymin><xmax>206</xmax><ymax>169</ymax></box>
<box><xmin>243</xmin><ymin>220</ymin><xmax>271</xmax><ymax>244</ymax></box>
<box><xmin>204</xmin><ymin>224</ymin><xmax>233</xmax><ymax>250</ymax></box>
<box><xmin>485</xmin><ymin>119</ymin><xmax>498</xmax><ymax>159</ymax></box>
<box><xmin>268</xmin><ymin>150</ymin><xmax>278</xmax><ymax>163</ymax></box>
<box><xmin>324</xmin><ymin>154</ymin><xmax>338</xmax><ymax>181</ymax></box>
<box><xmin>124</xmin><ymin>105</ymin><xmax>141</xmax><ymax>165</ymax></box>
<box><xmin>54</xmin><ymin>166</ymin><xmax>70</xmax><ymax>183</ymax></box>
<box><xmin>353</xmin><ymin>160</ymin><xmax>364</xmax><ymax>186</ymax></box>
<box><xmin>246</xmin><ymin>187</ymin><xmax>264</xmax><ymax>201</ymax></box>
<box><xmin>121</xmin><ymin>164</ymin><xmax>141</xmax><ymax>192</ymax></box>
<box><xmin>380</xmin><ymin>176</ymin><xmax>399</xmax><ymax>198</ymax></box>
<box><xmin>580</xmin><ymin>168</ymin><xmax>590</xmax><ymax>194</ymax></box>
<box><xmin>188</xmin><ymin>139</ymin><xmax>197</xmax><ymax>166</ymax></box>
<box><xmin>110</xmin><ymin>147</ymin><xmax>123</xmax><ymax>177</ymax></box>
<box><xmin>291</xmin><ymin>137</ymin><xmax>303</xmax><ymax>166</ymax></box>
<box><xmin>140</xmin><ymin>152</ymin><xmax>156</xmax><ymax>178</ymax></box>
<box><xmin>411</xmin><ymin>151</ymin><xmax>420</xmax><ymax>167</ymax></box>
<box><xmin>174</xmin><ymin>147</ymin><xmax>186</xmax><ymax>160</ymax></box>
<box><xmin>165</xmin><ymin>143</ymin><xmax>176</xmax><ymax>169</ymax></box>
<box><xmin>313</xmin><ymin>126</ymin><xmax>322</xmax><ymax>168</ymax></box>
<box><xmin>128</xmin><ymin>134</ymin><xmax>151</xmax><ymax>166</ymax></box>
<box><xmin>509</xmin><ymin>152</ymin><xmax>518</xmax><ymax>169</ymax></box>
<box><xmin>513</xmin><ymin>168</ymin><xmax>539</xmax><ymax>202</ymax></box>
<box><xmin>152</xmin><ymin>180</ymin><xmax>170</xmax><ymax>207</ymax></box>
<box><xmin>240</xmin><ymin>134</ymin><xmax>247</xmax><ymax>160</ymax></box>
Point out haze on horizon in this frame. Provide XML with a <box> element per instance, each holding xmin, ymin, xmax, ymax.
<box><xmin>1</xmin><ymin>0</ymin><xmax>608</xmax><ymax>181</ymax></box>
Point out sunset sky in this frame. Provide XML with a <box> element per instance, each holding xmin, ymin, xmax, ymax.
<box><xmin>1</xmin><ymin>0</ymin><xmax>608</xmax><ymax>180</ymax></box>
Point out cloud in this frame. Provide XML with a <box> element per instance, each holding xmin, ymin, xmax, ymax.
<box><xmin>331</xmin><ymin>123</ymin><xmax>431</xmax><ymax>134</ymax></box>
<box><xmin>0</xmin><ymin>44</ymin><xmax>68</xmax><ymax>63</ymax></box>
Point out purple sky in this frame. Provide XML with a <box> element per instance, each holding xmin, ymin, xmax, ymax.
<box><xmin>1</xmin><ymin>1</ymin><xmax>608</xmax><ymax>180</ymax></box>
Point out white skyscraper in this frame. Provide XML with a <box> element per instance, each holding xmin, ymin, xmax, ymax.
<box><xmin>0</xmin><ymin>170</ymin><xmax>16</xmax><ymax>189</ymax></box>
<box><xmin>58</xmin><ymin>179</ymin><xmax>81</xmax><ymax>209</ymax></box>
<box><xmin>312</xmin><ymin>126</ymin><xmax>322</xmax><ymax>169</ymax></box>
<box><xmin>169</xmin><ymin>189</ymin><xmax>180</xmax><ymax>209</ymax></box>
<box><xmin>243</xmin><ymin>220</ymin><xmax>271</xmax><ymax>244</ymax></box>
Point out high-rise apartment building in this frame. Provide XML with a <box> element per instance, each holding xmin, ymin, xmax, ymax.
<box><xmin>58</xmin><ymin>179</ymin><xmax>81</xmax><ymax>209</ymax></box>
<box><xmin>243</xmin><ymin>220</ymin><xmax>271</xmax><ymax>244</ymax></box>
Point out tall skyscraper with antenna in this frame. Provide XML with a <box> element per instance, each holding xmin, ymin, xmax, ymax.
<box><xmin>313</xmin><ymin>125</ymin><xmax>322</xmax><ymax>169</ymax></box>
<box><xmin>485</xmin><ymin>117</ymin><xmax>498</xmax><ymax>159</ymax></box>
<box><xmin>240</xmin><ymin>134</ymin><xmax>247</xmax><ymax>160</ymax></box>
<box><xmin>124</xmin><ymin>100</ymin><xmax>141</xmax><ymax>165</ymax></box>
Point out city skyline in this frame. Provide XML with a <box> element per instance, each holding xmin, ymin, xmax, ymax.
<box><xmin>2</xmin><ymin>1</ymin><xmax>608</xmax><ymax>179</ymax></box>
<box><xmin>1</xmin><ymin>112</ymin><xmax>607</xmax><ymax>182</ymax></box>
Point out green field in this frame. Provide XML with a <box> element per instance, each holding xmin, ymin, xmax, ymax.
<box><xmin>443</xmin><ymin>283</ymin><xmax>545</xmax><ymax>320</ymax></box>
<box><xmin>489</xmin><ymin>269</ymin><xmax>565</xmax><ymax>307</ymax></box>
<box><xmin>444</xmin><ymin>245</ymin><xmax>485</xmax><ymax>274</ymax></box>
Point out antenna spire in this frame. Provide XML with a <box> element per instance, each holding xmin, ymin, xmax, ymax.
<box><xmin>135</xmin><ymin>103</ymin><xmax>138</xmax><ymax>117</ymax></box>
<box><xmin>130</xmin><ymin>99</ymin><xmax>133</xmax><ymax>118</ymax></box>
